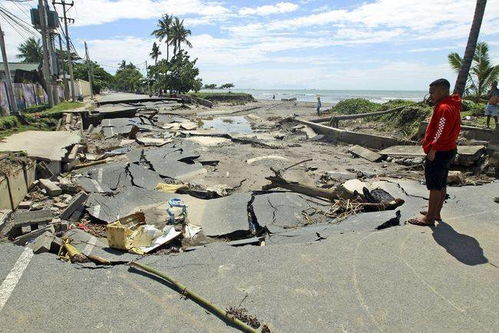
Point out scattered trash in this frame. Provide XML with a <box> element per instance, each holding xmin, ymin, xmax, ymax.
<box><xmin>166</xmin><ymin>198</ymin><xmax>188</xmax><ymax>225</ymax></box>
<box><xmin>447</xmin><ymin>170</ymin><xmax>465</xmax><ymax>185</ymax></box>
<box><xmin>155</xmin><ymin>183</ymin><xmax>189</xmax><ymax>193</ymax></box>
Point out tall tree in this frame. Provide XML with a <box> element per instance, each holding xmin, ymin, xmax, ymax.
<box><xmin>449</xmin><ymin>42</ymin><xmax>498</xmax><ymax>102</ymax></box>
<box><xmin>454</xmin><ymin>0</ymin><xmax>487</xmax><ymax>96</ymax></box>
<box><xmin>170</xmin><ymin>17</ymin><xmax>192</xmax><ymax>56</ymax></box>
<box><xmin>152</xmin><ymin>14</ymin><xmax>173</xmax><ymax>61</ymax></box>
<box><xmin>150</xmin><ymin>42</ymin><xmax>161</xmax><ymax>65</ymax></box>
<box><xmin>16</xmin><ymin>38</ymin><xmax>43</xmax><ymax>64</ymax></box>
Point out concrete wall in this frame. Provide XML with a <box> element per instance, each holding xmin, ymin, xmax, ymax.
<box><xmin>417</xmin><ymin>121</ymin><xmax>494</xmax><ymax>141</ymax></box>
<box><xmin>295</xmin><ymin>119</ymin><xmax>412</xmax><ymax>150</ymax></box>
<box><xmin>68</xmin><ymin>79</ymin><xmax>91</xmax><ymax>99</ymax></box>
<box><xmin>0</xmin><ymin>159</ymin><xmax>36</xmax><ymax>210</ymax></box>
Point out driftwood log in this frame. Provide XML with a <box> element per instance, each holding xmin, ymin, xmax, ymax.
<box><xmin>263</xmin><ymin>162</ymin><xmax>405</xmax><ymax>213</ymax></box>
<box><xmin>263</xmin><ymin>164</ymin><xmax>338</xmax><ymax>201</ymax></box>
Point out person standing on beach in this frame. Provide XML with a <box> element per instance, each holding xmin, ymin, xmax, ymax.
<box><xmin>485</xmin><ymin>81</ymin><xmax>498</xmax><ymax>128</ymax></box>
<box><xmin>316</xmin><ymin>96</ymin><xmax>321</xmax><ymax>116</ymax></box>
<box><xmin>409</xmin><ymin>79</ymin><xmax>461</xmax><ymax>226</ymax></box>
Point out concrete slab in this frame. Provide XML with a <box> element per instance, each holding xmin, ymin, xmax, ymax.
<box><xmin>348</xmin><ymin>145</ymin><xmax>383</xmax><ymax>162</ymax></box>
<box><xmin>183</xmin><ymin>193</ymin><xmax>253</xmax><ymax>237</ymax></box>
<box><xmin>11</xmin><ymin>209</ymin><xmax>53</xmax><ymax>226</ymax></box>
<box><xmin>295</xmin><ymin>119</ymin><xmax>410</xmax><ymax>149</ymax></box>
<box><xmin>127</xmin><ymin>164</ymin><xmax>163</xmax><ymax>190</ymax></box>
<box><xmin>76</xmin><ymin>177</ymin><xmax>112</xmax><ymax>193</ymax></box>
<box><xmin>0</xmin><ymin>131</ymin><xmax>81</xmax><ymax>161</ymax></box>
<box><xmin>60</xmin><ymin>192</ymin><xmax>88</xmax><ymax>220</ymax></box>
<box><xmin>39</xmin><ymin>179</ymin><xmax>62</xmax><ymax>197</ymax></box>
<box><xmin>85</xmin><ymin>163</ymin><xmax>132</xmax><ymax>190</ymax></box>
<box><xmin>253</xmin><ymin>192</ymin><xmax>331</xmax><ymax>232</ymax></box>
<box><xmin>185</xmin><ymin>137</ymin><xmax>231</xmax><ymax>146</ymax></box>
<box><xmin>85</xmin><ymin>186</ymin><xmax>175</xmax><ymax>223</ymax></box>
<box><xmin>379</xmin><ymin>145</ymin><xmax>485</xmax><ymax>158</ymax></box>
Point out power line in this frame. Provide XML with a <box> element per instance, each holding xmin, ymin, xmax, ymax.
<box><xmin>0</xmin><ymin>8</ymin><xmax>34</xmax><ymax>40</ymax></box>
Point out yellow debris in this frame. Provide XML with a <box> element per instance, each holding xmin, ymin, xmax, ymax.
<box><xmin>155</xmin><ymin>183</ymin><xmax>188</xmax><ymax>193</ymax></box>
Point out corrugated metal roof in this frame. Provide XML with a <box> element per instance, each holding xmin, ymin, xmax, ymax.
<box><xmin>3</xmin><ymin>63</ymin><xmax>39</xmax><ymax>72</ymax></box>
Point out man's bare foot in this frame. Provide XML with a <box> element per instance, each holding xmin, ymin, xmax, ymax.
<box><xmin>407</xmin><ymin>216</ymin><xmax>435</xmax><ymax>226</ymax></box>
<box><xmin>419</xmin><ymin>210</ymin><xmax>442</xmax><ymax>221</ymax></box>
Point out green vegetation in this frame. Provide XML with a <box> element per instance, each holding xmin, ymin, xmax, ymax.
<box><xmin>219</xmin><ymin>83</ymin><xmax>235</xmax><ymax>89</ymax></box>
<box><xmin>148</xmin><ymin>14</ymin><xmax>203</xmax><ymax>95</ymax></box>
<box><xmin>331</xmin><ymin>98</ymin><xmax>382</xmax><ymax>114</ymax></box>
<box><xmin>149</xmin><ymin>52</ymin><xmax>202</xmax><ymax>94</ymax></box>
<box><xmin>73</xmin><ymin>61</ymin><xmax>114</xmax><ymax>94</ymax></box>
<box><xmin>448</xmin><ymin>42</ymin><xmax>498</xmax><ymax>102</ymax></box>
<box><xmin>17</xmin><ymin>37</ymin><xmax>42</xmax><ymax>64</ymax></box>
<box><xmin>203</xmin><ymin>83</ymin><xmax>218</xmax><ymax>89</ymax></box>
<box><xmin>113</xmin><ymin>62</ymin><xmax>144</xmax><ymax>93</ymax></box>
<box><xmin>0</xmin><ymin>102</ymin><xmax>82</xmax><ymax>138</ymax></box>
<box><xmin>188</xmin><ymin>92</ymin><xmax>255</xmax><ymax>103</ymax></box>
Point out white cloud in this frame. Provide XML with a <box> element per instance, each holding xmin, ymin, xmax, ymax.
<box><xmin>72</xmin><ymin>0</ymin><xmax>230</xmax><ymax>26</ymax></box>
<box><xmin>239</xmin><ymin>2</ymin><xmax>299</xmax><ymax>16</ymax></box>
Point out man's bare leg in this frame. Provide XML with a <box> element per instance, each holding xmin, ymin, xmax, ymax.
<box><xmin>486</xmin><ymin>115</ymin><xmax>491</xmax><ymax>128</ymax></box>
<box><xmin>436</xmin><ymin>188</ymin><xmax>446</xmax><ymax>220</ymax></box>
<box><xmin>409</xmin><ymin>190</ymin><xmax>440</xmax><ymax>225</ymax></box>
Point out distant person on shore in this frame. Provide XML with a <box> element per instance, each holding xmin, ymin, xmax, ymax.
<box><xmin>316</xmin><ymin>96</ymin><xmax>321</xmax><ymax>116</ymax></box>
<box><xmin>408</xmin><ymin>78</ymin><xmax>461</xmax><ymax>226</ymax></box>
<box><xmin>272</xmin><ymin>94</ymin><xmax>275</xmax><ymax>100</ymax></box>
<box><xmin>485</xmin><ymin>81</ymin><xmax>498</xmax><ymax>128</ymax></box>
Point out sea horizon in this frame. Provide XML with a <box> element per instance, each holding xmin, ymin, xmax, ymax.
<box><xmin>203</xmin><ymin>88</ymin><xmax>427</xmax><ymax>104</ymax></box>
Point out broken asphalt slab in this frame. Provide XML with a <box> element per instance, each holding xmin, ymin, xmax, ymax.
<box><xmin>83</xmin><ymin>163</ymin><xmax>132</xmax><ymax>191</ymax></box>
<box><xmin>183</xmin><ymin>193</ymin><xmax>253</xmax><ymax>237</ymax></box>
<box><xmin>127</xmin><ymin>163</ymin><xmax>164</xmax><ymax>190</ymax></box>
<box><xmin>0</xmin><ymin>131</ymin><xmax>81</xmax><ymax>161</ymax></box>
<box><xmin>85</xmin><ymin>186</ymin><xmax>176</xmax><ymax>223</ymax></box>
<box><xmin>252</xmin><ymin>192</ymin><xmax>332</xmax><ymax>233</ymax></box>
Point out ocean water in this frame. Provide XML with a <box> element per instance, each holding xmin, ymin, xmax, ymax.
<box><xmin>212</xmin><ymin>89</ymin><xmax>427</xmax><ymax>104</ymax></box>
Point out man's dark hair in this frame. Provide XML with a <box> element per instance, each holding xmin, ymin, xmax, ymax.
<box><xmin>430</xmin><ymin>78</ymin><xmax>450</xmax><ymax>90</ymax></box>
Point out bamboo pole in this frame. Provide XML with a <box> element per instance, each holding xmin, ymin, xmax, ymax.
<box><xmin>129</xmin><ymin>261</ymin><xmax>260</xmax><ymax>333</ymax></box>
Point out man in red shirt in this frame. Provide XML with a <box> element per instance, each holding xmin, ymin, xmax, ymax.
<box><xmin>409</xmin><ymin>79</ymin><xmax>461</xmax><ymax>226</ymax></box>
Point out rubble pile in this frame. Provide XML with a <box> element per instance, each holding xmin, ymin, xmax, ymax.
<box><xmin>1</xmin><ymin>94</ymin><xmax>497</xmax><ymax>266</ymax></box>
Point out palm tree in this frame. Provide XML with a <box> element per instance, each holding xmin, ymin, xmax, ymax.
<box><xmin>449</xmin><ymin>42</ymin><xmax>498</xmax><ymax>102</ymax></box>
<box><xmin>454</xmin><ymin>0</ymin><xmax>487</xmax><ymax>96</ymax></box>
<box><xmin>150</xmin><ymin>42</ymin><xmax>161</xmax><ymax>65</ymax></box>
<box><xmin>151</xmin><ymin>14</ymin><xmax>173</xmax><ymax>61</ymax></box>
<box><xmin>170</xmin><ymin>17</ymin><xmax>192</xmax><ymax>57</ymax></box>
<box><xmin>16</xmin><ymin>38</ymin><xmax>43</xmax><ymax>64</ymax></box>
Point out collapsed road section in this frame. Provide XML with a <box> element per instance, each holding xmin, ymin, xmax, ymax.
<box><xmin>0</xmin><ymin>93</ymin><xmax>497</xmax><ymax>332</ymax></box>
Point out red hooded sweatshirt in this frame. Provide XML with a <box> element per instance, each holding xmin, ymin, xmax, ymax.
<box><xmin>422</xmin><ymin>94</ymin><xmax>461</xmax><ymax>153</ymax></box>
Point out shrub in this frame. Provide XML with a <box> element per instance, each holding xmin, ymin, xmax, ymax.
<box><xmin>332</xmin><ymin>98</ymin><xmax>382</xmax><ymax>114</ymax></box>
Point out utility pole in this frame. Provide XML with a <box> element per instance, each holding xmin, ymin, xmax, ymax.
<box><xmin>84</xmin><ymin>41</ymin><xmax>94</xmax><ymax>99</ymax></box>
<box><xmin>53</xmin><ymin>0</ymin><xmax>75</xmax><ymax>101</ymax></box>
<box><xmin>58</xmin><ymin>34</ymin><xmax>69</xmax><ymax>100</ymax></box>
<box><xmin>48</xmin><ymin>32</ymin><xmax>59</xmax><ymax>104</ymax></box>
<box><xmin>38</xmin><ymin>0</ymin><xmax>54</xmax><ymax>107</ymax></box>
<box><xmin>0</xmin><ymin>23</ymin><xmax>17</xmax><ymax>115</ymax></box>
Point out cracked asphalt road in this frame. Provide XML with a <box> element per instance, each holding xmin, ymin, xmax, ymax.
<box><xmin>1</xmin><ymin>180</ymin><xmax>497</xmax><ymax>332</ymax></box>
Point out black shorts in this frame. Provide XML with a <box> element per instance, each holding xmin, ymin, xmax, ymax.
<box><xmin>424</xmin><ymin>149</ymin><xmax>457</xmax><ymax>190</ymax></box>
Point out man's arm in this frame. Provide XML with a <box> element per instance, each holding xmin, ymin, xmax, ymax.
<box><xmin>428</xmin><ymin>105</ymin><xmax>453</xmax><ymax>155</ymax></box>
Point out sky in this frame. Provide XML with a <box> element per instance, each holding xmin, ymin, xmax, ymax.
<box><xmin>2</xmin><ymin>0</ymin><xmax>499</xmax><ymax>90</ymax></box>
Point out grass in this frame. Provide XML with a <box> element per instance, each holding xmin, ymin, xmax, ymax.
<box><xmin>190</xmin><ymin>92</ymin><xmax>253</xmax><ymax>98</ymax></box>
<box><xmin>0</xmin><ymin>101</ymin><xmax>83</xmax><ymax>138</ymax></box>
<box><xmin>188</xmin><ymin>92</ymin><xmax>255</xmax><ymax>103</ymax></box>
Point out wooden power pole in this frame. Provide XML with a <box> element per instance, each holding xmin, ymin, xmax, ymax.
<box><xmin>0</xmin><ymin>23</ymin><xmax>18</xmax><ymax>115</ymax></box>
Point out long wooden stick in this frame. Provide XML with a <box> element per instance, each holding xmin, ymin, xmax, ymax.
<box><xmin>129</xmin><ymin>261</ymin><xmax>260</xmax><ymax>333</ymax></box>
